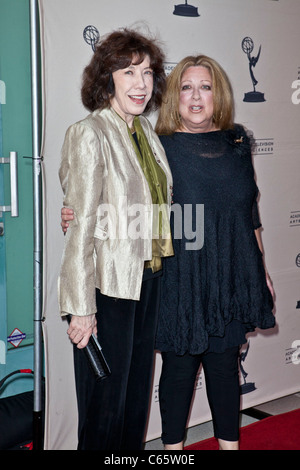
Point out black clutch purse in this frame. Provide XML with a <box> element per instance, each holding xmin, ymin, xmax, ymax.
<box><xmin>67</xmin><ymin>315</ymin><xmax>111</xmax><ymax>380</ymax></box>
<box><xmin>84</xmin><ymin>333</ymin><xmax>111</xmax><ymax>380</ymax></box>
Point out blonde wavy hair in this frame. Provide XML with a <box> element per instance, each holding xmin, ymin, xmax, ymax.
<box><xmin>155</xmin><ymin>55</ymin><xmax>234</xmax><ymax>135</ymax></box>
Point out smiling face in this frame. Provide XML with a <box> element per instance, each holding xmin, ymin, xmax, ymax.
<box><xmin>110</xmin><ymin>55</ymin><xmax>154</xmax><ymax>128</ymax></box>
<box><xmin>178</xmin><ymin>65</ymin><xmax>216</xmax><ymax>133</ymax></box>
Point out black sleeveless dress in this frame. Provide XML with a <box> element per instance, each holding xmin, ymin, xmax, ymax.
<box><xmin>155</xmin><ymin>125</ymin><xmax>275</xmax><ymax>356</ymax></box>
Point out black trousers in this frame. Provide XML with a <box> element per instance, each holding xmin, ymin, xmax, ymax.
<box><xmin>159</xmin><ymin>346</ymin><xmax>240</xmax><ymax>444</ymax></box>
<box><xmin>73</xmin><ymin>276</ymin><xmax>160</xmax><ymax>450</ymax></box>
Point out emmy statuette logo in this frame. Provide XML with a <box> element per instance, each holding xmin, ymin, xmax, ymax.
<box><xmin>239</xmin><ymin>341</ymin><xmax>256</xmax><ymax>394</ymax></box>
<box><xmin>242</xmin><ymin>37</ymin><xmax>266</xmax><ymax>102</ymax></box>
<box><xmin>173</xmin><ymin>0</ymin><xmax>200</xmax><ymax>17</ymax></box>
<box><xmin>83</xmin><ymin>25</ymin><xmax>100</xmax><ymax>52</ymax></box>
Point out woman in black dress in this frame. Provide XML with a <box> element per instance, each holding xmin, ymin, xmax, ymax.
<box><xmin>155</xmin><ymin>55</ymin><xmax>275</xmax><ymax>450</ymax></box>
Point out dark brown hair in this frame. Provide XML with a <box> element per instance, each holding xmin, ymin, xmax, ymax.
<box><xmin>81</xmin><ymin>28</ymin><xmax>166</xmax><ymax>113</ymax></box>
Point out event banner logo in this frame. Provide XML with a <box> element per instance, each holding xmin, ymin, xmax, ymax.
<box><xmin>239</xmin><ymin>37</ymin><xmax>275</xmax><ymax>158</ymax></box>
<box><xmin>289</xmin><ymin>211</ymin><xmax>300</xmax><ymax>228</ymax></box>
<box><xmin>83</xmin><ymin>25</ymin><xmax>100</xmax><ymax>52</ymax></box>
<box><xmin>242</xmin><ymin>37</ymin><xmax>266</xmax><ymax>102</ymax></box>
<box><xmin>239</xmin><ymin>341</ymin><xmax>256</xmax><ymax>394</ymax></box>
<box><xmin>286</xmin><ymin>341</ymin><xmax>300</xmax><ymax>365</ymax></box>
<box><xmin>164</xmin><ymin>62</ymin><xmax>178</xmax><ymax>76</ymax></box>
<box><xmin>252</xmin><ymin>138</ymin><xmax>274</xmax><ymax>157</ymax></box>
<box><xmin>173</xmin><ymin>0</ymin><xmax>200</xmax><ymax>17</ymax></box>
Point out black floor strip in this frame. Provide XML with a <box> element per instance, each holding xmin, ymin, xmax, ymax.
<box><xmin>242</xmin><ymin>407</ymin><xmax>272</xmax><ymax>420</ymax></box>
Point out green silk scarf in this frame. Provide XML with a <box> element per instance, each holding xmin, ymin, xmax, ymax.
<box><xmin>128</xmin><ymin>116</ymin><xmax>174</xmax><ymax>271</ymax></box>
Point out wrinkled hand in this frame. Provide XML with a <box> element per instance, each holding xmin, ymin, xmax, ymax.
<box><xmin>61</xmin><ymin>207</ymin><xmax>74</xmax><ymax>233</ymax></box>
<box><xmin>67</xmin><ymin>314</ymin><xmax>97</xmax><ymax>349</ymax></box>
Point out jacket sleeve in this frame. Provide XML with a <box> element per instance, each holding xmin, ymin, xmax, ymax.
<box><xmin>58</xmin><ymin>121</ymin><xmax>105</xmax><ymax>316</ymax></box>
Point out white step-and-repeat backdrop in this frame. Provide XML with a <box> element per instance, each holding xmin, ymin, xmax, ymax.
<box><xmin>39</xmin><ymin>0</ymin><xmax>300</xmax><ymax>449</ymax></box>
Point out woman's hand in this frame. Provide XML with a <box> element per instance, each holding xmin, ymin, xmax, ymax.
<box><xmin>61</xmin><ymin>207</ymin><xmax>74</xmax><ymax>233</ymax></box>
<box><xmin>67</xmin><ymin>314</ymin><xmax>97</xmax><ymax>349</ymax></box>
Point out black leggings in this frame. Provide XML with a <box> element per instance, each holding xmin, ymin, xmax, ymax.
<box><xmin>159</xmin><ymin>346</ymin><xmax>240</xmax><ymax>444</ymax></box>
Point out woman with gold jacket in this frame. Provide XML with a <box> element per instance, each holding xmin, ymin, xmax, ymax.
<box><xmin>58</xmin><ymin>28</ymin><xmax>173</xmax><ymax>450</ymax></box>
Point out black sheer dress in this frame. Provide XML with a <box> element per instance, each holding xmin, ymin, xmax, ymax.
<box><xmin>156</xmin><ymin>125</ymin><xmax>275</xmax><ymax>356</ymax></box>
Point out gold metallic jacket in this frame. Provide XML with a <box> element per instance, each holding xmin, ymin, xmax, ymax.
<box><xmin>58</xmin><ymin>107</ymin><xmax>173</xmax><ymax>316</ymax></box>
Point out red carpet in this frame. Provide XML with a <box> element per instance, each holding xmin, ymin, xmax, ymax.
<box><xmin>184</xmin><ymin>408</ymin><xmax>300</xmax><ymax>450</ymax></box>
